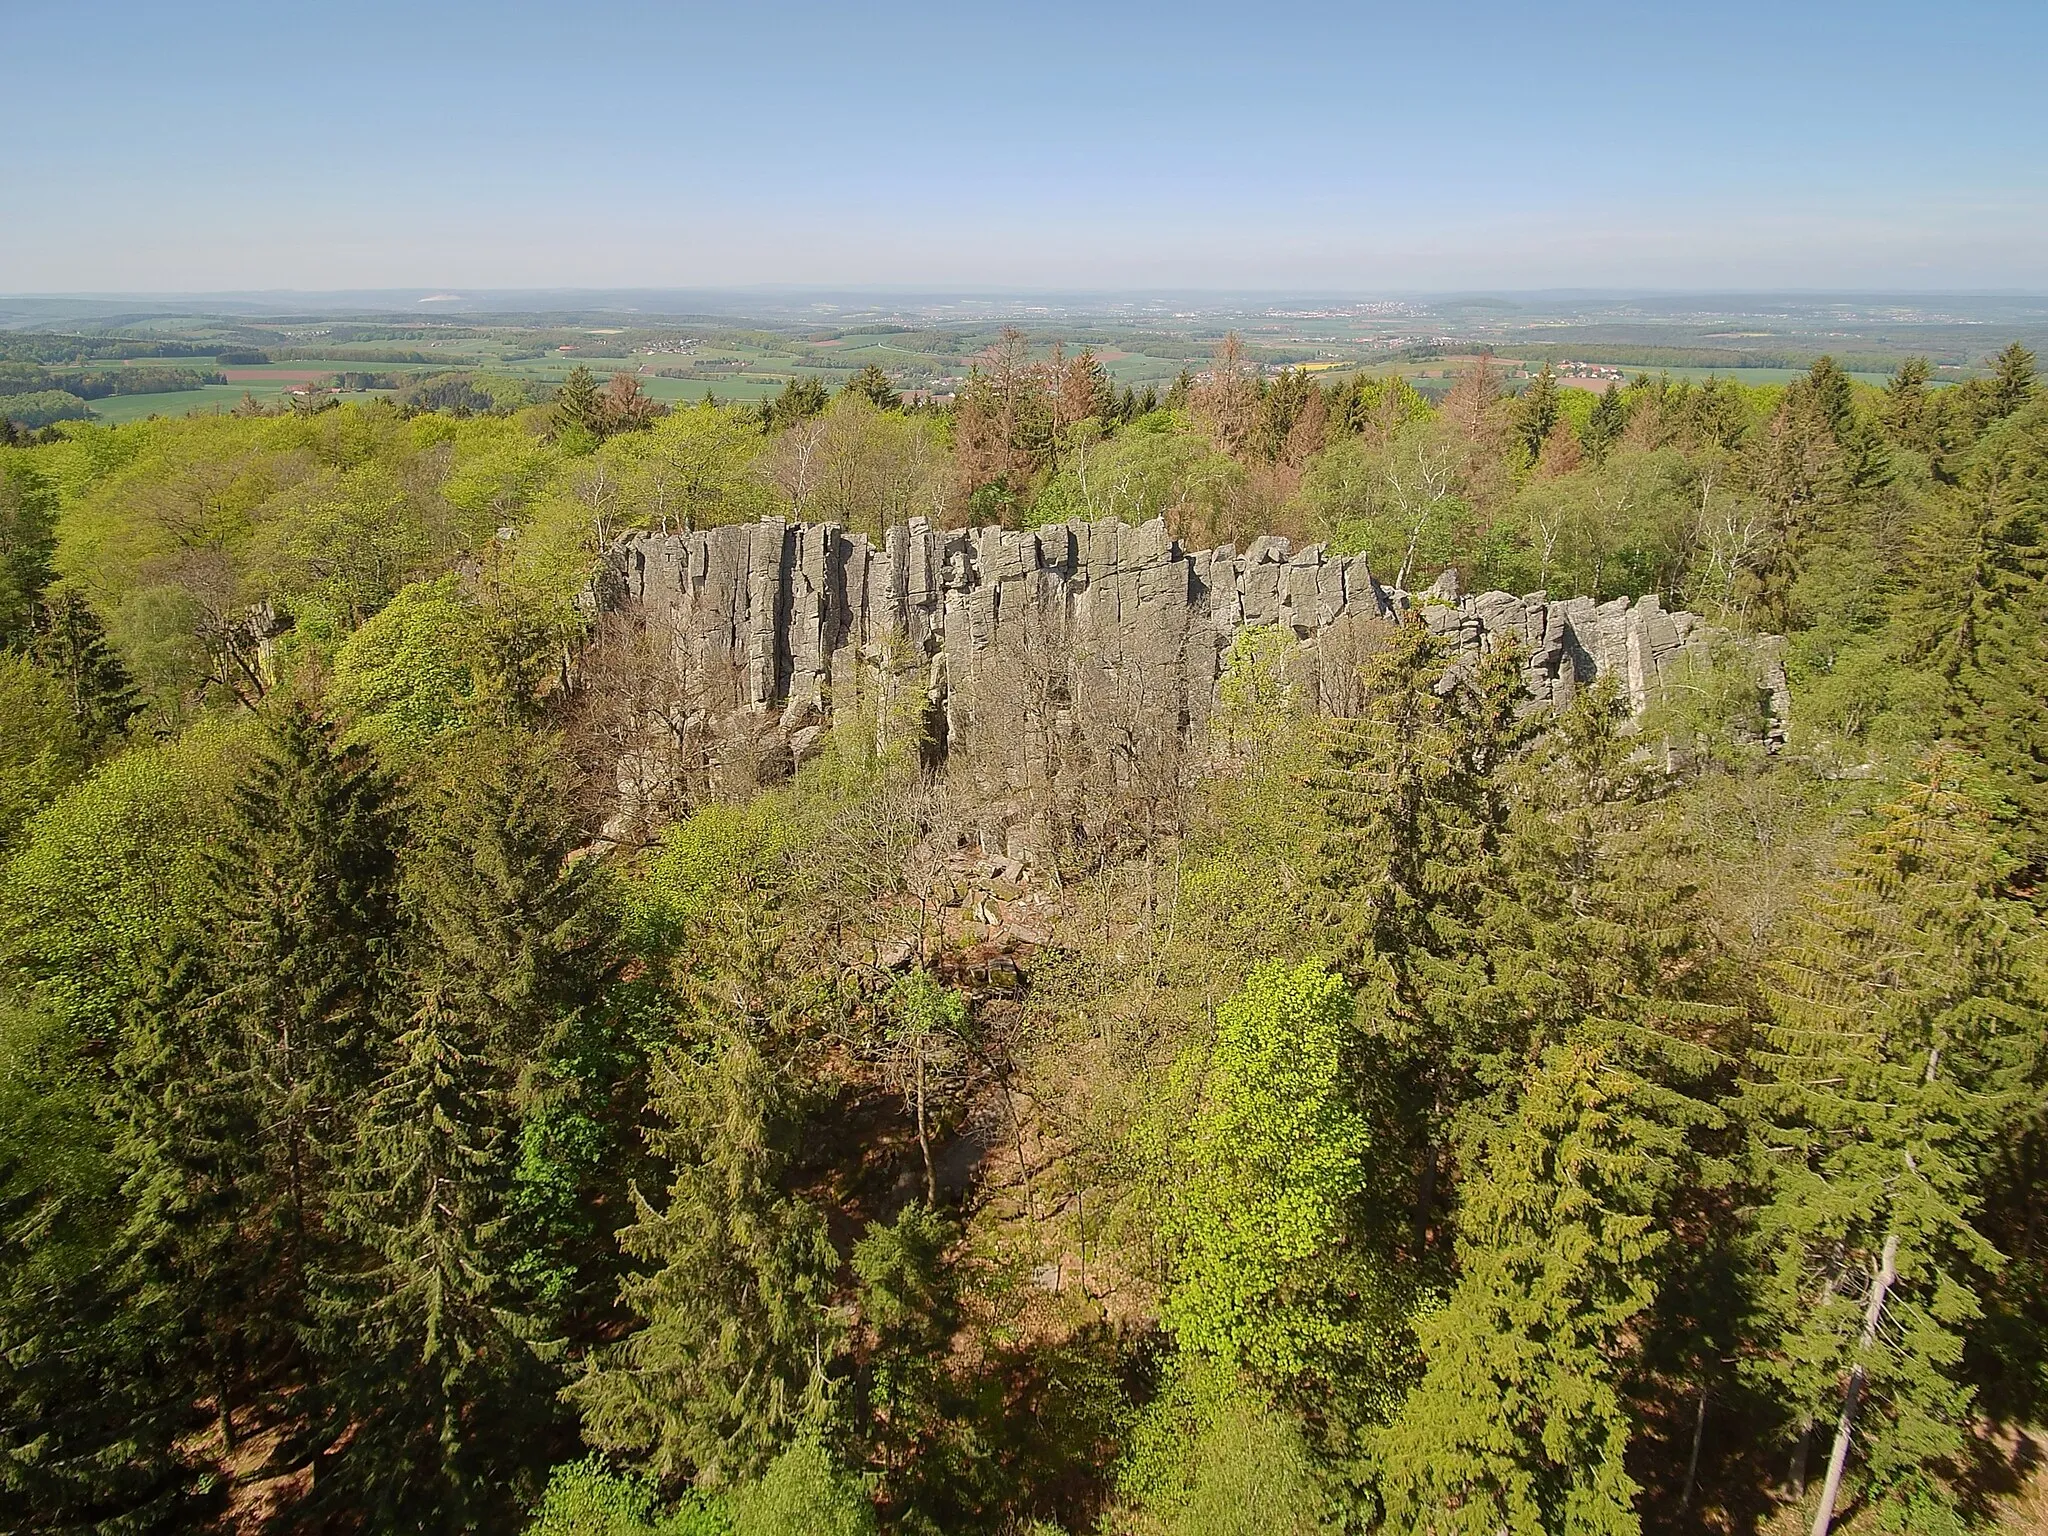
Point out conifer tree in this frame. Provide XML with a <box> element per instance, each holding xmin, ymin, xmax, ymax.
<box><xmin>1742</xmin><ymin>758</ymin><xmax>2038</xmax><ymax>1533</ymax></box>
<box><xmin>31</xmin><ymin>587</ymin><xmax>139</xmax><ymax>745</ymax></box>
<box><xmin>763</xmin><ymin>375</ymin><xmax>830</xmax><ymax>432</ymax></box>
<box><xmin>1515</xmin><ymin>364</ymin><xmax>1563</xmax><ymax>462</ymax></box>
<box><xmin>1917</xmin><ymin>402</ymin><xmax>2048</xmax><ymax>879</ymax></box>
<box><xmin>113</xmin><ymin>936</ymin><xmax>270</xmax><ymax>1454</ymax></box>
<box><xmin>567</xmin><ymin>1025</ymin><xmax>841</xmax><ymax>1485</ymax></box>
<box><xmin>92</xmin><ymin>704</ymin><xmax>407</xmax><ymax>1519</ymax></box>
<box><xmin>0</xmin><ymin>456</ymin><xmax>56</xmax><ymax>650</ymax></box>
<box><xmin>1882</xmin><ymin>358</ymin><xmax>1940</xmax><ymax>455</ymax></box>
<box><xmin>1988</xmin><ymin>342</ymin><xmax>2038</xmax><ymax>424</ymax></box>
<box><xmin>1377</xmin><ymin>1038</ymin><xmax>1676</xmax><ymax>1536</ymax></box>
<box><xmin>405</xmin><ymin>725</ymin><xmax>625</xmax><ymax>1322</ymax></box>
<box><xmin>1582</xmin><ymin>383</ymin><xmax>1628</xmax><ymax>462</ymax></box>
<box><xmin>554</xmin><ymin>366</ymin><xmax>601</xmax><ymax>442</ymax></box>
<box><xmin>407</xmin><ymin>726</ymin><xmax>615</xmax><ymax>1102</ymax></box>
<box><xmin>1314</xmin><ymin>620</ymin><xmax>1541</xmax><ymax>1250</ymax></box>
<box><xmin>3</xmin><ymin>994</ymin><xmax>215</xmax><ymax>1533</ymax></box>
<box><xmin>842</xmin><ymin>363</ymin><xmax>902</xmax><ymax>412</ymax></box>
<box><xmin>313</xmin><ymin>980</ymin><xmax>554</xmax><ymax>1531</ymax></box>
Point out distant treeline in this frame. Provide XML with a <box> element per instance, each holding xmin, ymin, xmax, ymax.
<box><xmin>0</xmin><ymin>333</ymin><xmax>225</xmax><ymax>365</ymax></box>
<box><xmin>0</xmin><ymin>389</ymin><xmax>95</xmax><ymax>428</ymax></box>
<box><xmin>267</xmin><ymin>346</ymin><xmax>440</xmax><ymax>365</ymax></box>
<box><xmin>0</xmin><ymin>365</ymin><xmax>224</xmax><ymax>400</ymax></box>
<box><xmin>1517</xmin><ymin>342</ymin><xmax>1949</xmax><ymax>373</ymax></box>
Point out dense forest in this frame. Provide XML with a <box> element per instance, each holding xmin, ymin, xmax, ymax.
<box><xmin>2</xmin><ymin>331</ymin><xmax>2045</xmax><ymax>1536</ymax></box>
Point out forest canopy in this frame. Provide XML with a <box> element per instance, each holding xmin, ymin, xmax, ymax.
<box><xmin>2</xmin><ymin>333</ymin><xmax>2046</xmax><ymax>1536</ymax></box>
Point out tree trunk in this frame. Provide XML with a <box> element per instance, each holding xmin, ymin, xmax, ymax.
<box><xmin>1810</xmin><ymin>1231</ymin><xmax>1899</xmax><ymax>1536</ymax></box>
<box><xmin>915</xmin><ymin>1041</ymin><xmax>934</xmax><ymax>1205</ymax></box>
<box><xmin>1790</xmin><ymin>1418</ymin><xmax>1813</xmax><ymax>1499</ymax></box>
<box><xmin>1414</xmin><ymin>1140</ymin><xmax>1439</xmax><ymax>1256</ymax></box>
<box><xmin>1681</xmin><ymin>1383</ymin><xmax>1707</xmax><ymax>1512</ymax></box>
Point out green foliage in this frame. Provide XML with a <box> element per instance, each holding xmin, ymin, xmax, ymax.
<box><xmin>0</xmin><ymin>390</ymin><xmax>94</xmax><ymax>429</ymax></box>
<box><xmin>328</xmin><ymin>574</ymin><xmax>480</xmax><ymax>756</ymax></box>
<box><xmin>1029</xmin><ymin>415</ymin><xmax>1243</xmax><ymax>535</ymax></box>
<box><xmin>732</xmin><ymin>1436</ymin><xmax>875</xmax><ymax>1536</ymax></box>
<box><xmin>1741</xmin><ymin>758</ymin><xmax>2039</xmax><ymax>1529</ymax></box>
<box><xmin>0</xmin><ymin>718</ymin><xmax>252</xmax><ymax>1041</ymax></box>
<box><xmin>567</xmin><ymin>1026</ymin><xmax>841</xmax><ymax>1485</ymax></box>
<box><xmin>1119</xmin><ymin>1355</ymin><xmax>1328</xmax><ymax>1536</ymax></box>
<box><xmin>1162</xmin><ymin>961</ymin><xmax>1386</xmax><ymax>1395</ymax></box>
<box><xmin>0</xmin><ymin>653</ymin><xmax>88</xmax><ymax>853</ymax></box>
<box><xmin>526</xmin><ymin>1456</ymin><xmax>734</xmax><ymax>1536</ymax></box>
<box><xmin>1377</xmin><ymin>1038</ymin><xmax>1677</xmax><ymax>1536</ymax></box>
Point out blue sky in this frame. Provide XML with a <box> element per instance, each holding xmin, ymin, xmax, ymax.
<box><xmin>4</xmin><ymin>1</ymin><xmax>2043</xmax><ymax>292</ymax></box>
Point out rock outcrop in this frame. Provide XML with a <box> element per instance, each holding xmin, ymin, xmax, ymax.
<box><xmin>588</xmin><ymin>515</ymin><xmax>1787</xmax><ymax>816</ymax></box>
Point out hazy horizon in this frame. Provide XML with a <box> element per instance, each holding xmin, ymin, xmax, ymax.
<box><xmin>6</xmin><ymin>1</ymin><xmax>2043</xmax><ymax>294</ymax></box>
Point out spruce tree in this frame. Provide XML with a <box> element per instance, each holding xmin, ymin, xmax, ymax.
<box><xmin>566</xmin><ymin>1025</ymin><xmax>841</xmax><ymax>1485</ymax></box>
<box><xmin>405</xmin><ymin>725</ymin><xmax>624</xmax><ymax>1322</ymax></box>
<box><xmin>1742</xmin><ymin>758</ymin><xmax>2037</xmax><ymax>1532</ymax></box>
<box><xmin>135</xmin><ymin>696</ymin><xmax>409</xmax><ymax>1438</ymax></box>
<box><xmin>31</xmin><ymin>588</ymin><xmax>139</xmax><ymax>745</ymax></box>
<box><xmin>1313</xmin><ymin>619</ymin><xmax>1541</xmax><ymax>1251</ymax></box>
<box><xmin>0</xmin><ymin>455</ymin><xmax>56</xmax><ymax>650</ymax></box>
<box><xmin>1377</xmin><ymin>1038</ymin><xmax>1676</xmax><ymax>1536</ymax></box>
<box><xmin>1917</xmin><ymin>401</ymin><xmax>2048</xmax><ymax>880</ymax></box>
<box><xmin>313</xmin><ymin>981</ymin><xmax>554</xmax><ymax>1532</ymax></box>
<box><xmin>113</xmin><ymin>936</ymin><xmax>272</xmax><ymax>1456</ymax></box>
<box><xmin>1882</xmin><ymin>358</ymin><xmax>1939</xmax><ymax>455</ymax></box>
<box><xmin>216</xmin><ymin>700</ymin><xmax>403</xmax><ymax>1229</ymax></box>
<box><xmin>554</xmin><ymin>366</ymin><xmax>601</xmax><ymax>442</ymax></box>
<box><xmin>841</xmin><ymin>363</ymin><xmax>902</xmax><ymax>412</ymax></box>
<box><xmin>1515</xmin><ymin>364</ymin><xmax>1562</xmax><ymax>462</ymax></box>
<box><xmin>1988</xmin><ymin>342</ymin><xmax>2038</xmax><ymax>423</ymax></box>
<box><xmin>3</xmin><ymin>994</ymin><xmax>216</xmax><ymax>1534</ymax></box>
<box><xmin>1582</xmin><ymin>383</ymin><xmax>1628</xmax><ymax>462</ymax></box>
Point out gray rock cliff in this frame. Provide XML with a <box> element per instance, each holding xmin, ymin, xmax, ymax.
<box><xmin>587</xmin><ymin>515</ymin><xmax>1788</xmax><ymax>831</ymax></box>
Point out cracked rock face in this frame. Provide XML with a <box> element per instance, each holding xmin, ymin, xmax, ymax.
<box><xmin>588</xmin><ymin>515</ymin><xmax>1789</xmax><ymax>796</ymax></box>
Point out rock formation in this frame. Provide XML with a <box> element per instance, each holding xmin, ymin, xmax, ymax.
<box><xmin>587</xmin><ymin>515</ymin><xmax>1788</xmax><ymax>836</ymax></box>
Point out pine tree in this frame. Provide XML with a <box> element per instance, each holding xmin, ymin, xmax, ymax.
<box><xmin>1313</xmin><ymin>620</ymin><xmax>1542</xmax><ymax>1252</ymax></box>
<box><xmin>1916</xmin><ymin>400</ymin><xmax>2048</xmax><ymax>880</ymax></box>
<box><xmin>405</xmin><ymin>726</ymin><xmax>624</xmax><ymax>1320</ymax></box>
<box><xmin>1988</xmin><ymin>342</ymin><xmax>2038</xmax><ymax>424</ymax></box>
<box><xmin>31</xmin><ymin>587</ymin><xmax>139</xmax><ymax>744</ymax></box>
<box><xmin>1582</xmin><ymin>383</ymin><xmax>1628</xmax><ymax>463</ymax></box>
<box><xmin>1515</xmin><ymin>364</ymin><xmax>1563</xmax><ymax>462</ymax></box>
<box><xmin>1377</xmin><ymin>1038</ymin><xmax>1677</xmax><ymax>1536</ymax></box>
<box><xmin>566</xmin><ymin>1025</ymin><xmax>841</xmax><ymax>1485</ymax></box>
<box><xmin>313</xmin><ymin>980</ymin><xmax>554</xmax><ymax>1531</ymax></box>
<box><xmin>1742</xmin><ymin>758</ymin><xmax>2037</xmax><ymax>1532</ymax></box>
<box><xmin>554</xmin><ymin>366</ymin><xmax>601</xmax><ymax>442</ymax></box>
<box><xmin>841</xmin><ymin>363</ymin><xmax>902</xmax><ymax>412</ymax></box>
